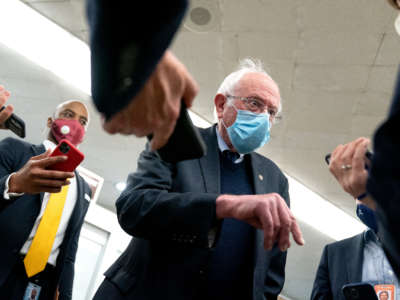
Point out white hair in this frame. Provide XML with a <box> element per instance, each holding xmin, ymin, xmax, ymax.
<box><xmin>214</xmin><ymin>58</ymin><xmax>282</xmax><ymax>121</ymax></box>
<box><xmin>217</xmin><ymin>58</ymin><xmax>270</xmax><ymax>96</ymax></box>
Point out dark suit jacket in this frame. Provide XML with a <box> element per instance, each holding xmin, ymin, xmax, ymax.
<box><xmin>367</xmin><ymin>68</ymin><xmax>400</xmax><ymax>279</ymax></box>
<box><xmin>86</xmin><ymin>0</ymin><xmax>188</xmax><ymax>119</ymax></box>
<box><xmin>94</xmin><ymin>125</ymin><xmax>289</xmax><ymax>300</ymax></box>
<box><xmin>311</xmin><ymin>233</ymin><xmax>365</xmax><ymax>300</ymax></box>
<box><xmin>0</xmin><ymin>137</ymin><xmax>92</xmax><ymax>300</ymax></box>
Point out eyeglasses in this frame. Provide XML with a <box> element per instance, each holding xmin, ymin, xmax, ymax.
<box><xmin>226</xmin><ymin>95</ymin><xmax>282</xmax><ymax>123</ymax></box>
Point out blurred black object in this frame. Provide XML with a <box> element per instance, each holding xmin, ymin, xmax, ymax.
<box><xmin>0</xmin><ymin>106</ymin><xmax>25</xmax><ymax>138</ymax></box>
<box><xmin>148</xmin><ymin>102</ymin><xmax>206</xmax><ymax>163</ymax></box>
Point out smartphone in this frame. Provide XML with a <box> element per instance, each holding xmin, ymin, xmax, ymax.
<box><xmin>148</xmin><ymin>102</ymin><xmax>207</xmax><ymax>163</ymax></box>
<box><xmin>342</xmin><ymin>283</ymin><xmax>378</xmax><ymax>300</ymax></box>
<box><xmin>48</xmin><ymin>139</ymin><xmax>84</xmax><ymax>172</ymax></box>
<box><xmin>0</xmin><ymin>106</ymin><xmax>26</xmax><ymax>138</ymax></box>
<box><xmin>325</xmin><ymin>150</ymin><xmax>373</xmax><ymax>165</ymax></box>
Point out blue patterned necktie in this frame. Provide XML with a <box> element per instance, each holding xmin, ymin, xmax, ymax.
<box><xmin>223</xmin><ymin>150</ymin><xmax>240</xmax><ymax>163</ymax></box>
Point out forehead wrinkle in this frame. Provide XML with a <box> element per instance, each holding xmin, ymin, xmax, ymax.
<box><xmin>54</xmin><ymin>100</ymin><xmax>90</xmax><ymax>121</ymax></box>
<box><xmin>235</xmin><ymin>73</ymin><xmax>281</xmax><ymax>108</ymax></box>
<box><xmin>65</xmin><ymin>104</ymin><xmax>89</xmax><ymax>123</ymax></box>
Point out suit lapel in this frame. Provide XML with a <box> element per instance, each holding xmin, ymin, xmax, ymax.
<box><xmin>198</xmin><ymin>125</ymin><xmax>221</xmax><ymax>194</ymax></box>
<box><xmin>249</xmin><ymin>153</ymin><xmax>273</xmax><ymax>195</ymax></box>
<box><xmin>248</xmin><ymin>153</ymin><xmax>273</xmax><ymax>283</ymax></box>
<box><xmin>346</xmin><ymin>233</ymin><xmax>365</xmax><ymax>283</ymax></box>
<box><xmin>68</xmin><ymin>173</ymin><xmax>88</xmax><ymax>232</ymax></box>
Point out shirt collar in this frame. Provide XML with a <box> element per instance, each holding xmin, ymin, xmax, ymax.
<box><xmin>43</xmin><ymin>139</ymin><xmax>57</xmax><ymax>151</ymax></box>
<box><xmin>215</xmin><ymin>126</ymin><xmax>244</xmax><ymax>163</ymax></box>
<box><xmin>364</xmin><ymin>229</ymin><xmax>380</xmax><ymax>245</ymax></box>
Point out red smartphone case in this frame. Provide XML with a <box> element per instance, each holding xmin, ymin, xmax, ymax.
<box><xmin>48</xmin><ymin>139</ymin><xmax>84</xmax><ymax>172</ymax></box>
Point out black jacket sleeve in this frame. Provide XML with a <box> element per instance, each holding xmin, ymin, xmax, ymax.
<box><xmin>86</xmin><ymin>0</ymin><xmax>188</xmax><ymax>119</ymax></box>
<box><xmin>264</xmin><ymin>246</ymin><xmax>287</xmax><ymax>299</ymax></box>
<box><xmin>0</xmin><ymin>137</ymin><xmax>28</xmax><ymax>210</ymax></box>
<box><xmin>116</xmin><ymin>145</ymin><xmax>218</xmax><ymax>247</ymax></box>
<box><xmin>367</xmin><ymin>68</ymin><xmax>400</xmax><ymax>278</ymax></box>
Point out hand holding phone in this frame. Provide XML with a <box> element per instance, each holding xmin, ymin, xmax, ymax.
<box><xmin>8</xmin><ymin>147</ymin><xmax>76</xmax><ymax>195</ymax></box>
<box><xmin>0</xmin><ymin>106</ymin><xmax>26</xmax><ymax>138</ymax></box>
<box><xmin>48</xmin><ymin>139</ymin><xmax>84</xmax><ymax>172</ymax></box>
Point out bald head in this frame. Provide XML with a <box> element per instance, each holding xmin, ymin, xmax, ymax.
<box><xmin>52</xmin><ymin>100</ymin><xmax>90</xmax><ymax>129</ymax></box>
<box><xmin>46</xmin><ymin>100</ymin><xmax>90</xmax><ymax>145</ymax></box>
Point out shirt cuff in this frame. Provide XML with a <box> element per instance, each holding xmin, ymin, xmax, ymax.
<box><xmin>4</xmin><ymin>173</ymin><xmax>24</xmax><ymax>200</ymax></box>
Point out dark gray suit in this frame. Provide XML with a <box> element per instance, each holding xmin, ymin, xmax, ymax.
<box><xmin>93</xmin><ymin>125</ymin><xmax>289</xmax><ymax>300</ymax></box>
<box><xmin>0</xmin><ymin>137</ymin><xmax>92</xmax><ymax>300</ymax></box>
<box><xmin>311</xmin><ymin>233</ymin><xmax>365</xmax><ymax>300</ymax></box>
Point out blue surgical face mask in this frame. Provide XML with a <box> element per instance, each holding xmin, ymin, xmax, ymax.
<box><xmin>223</xmin><ymin>104</ymin><xmax>271</xmax><ymax>154</ymax></box>
<box><xmin>356</xmin><ymin>204</ymin><xmax>378</xmax><ymax>233</ymax></box>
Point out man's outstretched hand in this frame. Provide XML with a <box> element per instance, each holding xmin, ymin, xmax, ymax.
<box><xmin>103</xmin><ymin>51</ymin><xmax>198</xmax><ymax>150</ymax></box>
<box><xmin>216</xmin><ymin>193</ymin><xmax>305</xmax><ymax>251</ymax></box>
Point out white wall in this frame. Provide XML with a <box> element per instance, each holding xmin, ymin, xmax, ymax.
<box><xmin>73</xmin><ymin>203</ymin><xmax>131</xmax><ymax>299</ymax></box>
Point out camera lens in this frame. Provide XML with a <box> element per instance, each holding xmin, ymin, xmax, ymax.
<box><xmin>59</xmin><ymin>142</ymin><xmax>70</xmax><ymax>154</ymax></box>
<box><xmin>350</xmin><ymin>288</ymin><xmax>359</xmax><ymax>299</ymax></box>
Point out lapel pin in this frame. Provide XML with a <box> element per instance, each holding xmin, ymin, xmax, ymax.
<box><xmin>258</xmin><ymin>174</ymin><xmax>263</xmax><ymax>181</ymax></box>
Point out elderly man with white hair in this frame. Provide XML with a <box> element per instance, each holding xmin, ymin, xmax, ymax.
<box><xmin>93</xmin><ymin>58</ymin><xmax>304</xmax><ymax>300</ymax></box>
<box><xmin>0</xmin><ymin>98</ymin><xmax>92</xmax><ymax>300</ymax></box>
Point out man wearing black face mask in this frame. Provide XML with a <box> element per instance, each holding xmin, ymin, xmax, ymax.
<box><xmin>311</xmin><ymin>138</ymin><xmax>400</xmax><ymax>300</ymax></box>
<box><xmin>0</xmin><ymin>100</ymin><xmax>92</xmax><ymax>300</ymax></box>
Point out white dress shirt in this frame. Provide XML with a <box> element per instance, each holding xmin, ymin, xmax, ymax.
<box><xmin>362</xmin><ymin>230</ymin><xmax>399</xmax><ymax>298</ymax></box>
<box><xmin>4</xmin><ymin>140</ymin><xmax>78</xmax><ymax>266</ymax></box>
<box><xmin>215</xmin><ymin>127</ymin><xmax>244</xmax><ymax>163</ymax></box>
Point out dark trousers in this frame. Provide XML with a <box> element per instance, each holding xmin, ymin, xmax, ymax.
<box><xmin>0</xmin><ymin>257</ymin><xmax>58</xmax><ymax>300</ymax></box>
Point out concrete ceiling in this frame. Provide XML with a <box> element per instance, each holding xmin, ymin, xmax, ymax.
<box><xmin>3</xmin><ymin>0</ymin><xmax>400</xmax><ymax>299</ymax></box>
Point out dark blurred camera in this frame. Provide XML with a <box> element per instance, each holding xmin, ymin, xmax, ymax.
<box><xmin>350</xmin><ymin>288</ymin><xmax>359</xmax><ymax>299</ymax></box>
<box><xmin>342</xmin><ymin>283</ymin><xmax>378</xmax><ymax>300</ymax></box>
<box><xmin>59</xmin><ymin>142</ymin><xmax>70</xmax><ymax>154</ymax></box>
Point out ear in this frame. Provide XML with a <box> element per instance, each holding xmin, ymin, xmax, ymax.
<box><xmin>47</xmin><ymin>117</ymin><xmax>53</xmax><ymax>129</ymax></box>
<box><xmin>214</xmin><ymin>94</ymin><xmax>227</xmax><ymax>120</ymax></box>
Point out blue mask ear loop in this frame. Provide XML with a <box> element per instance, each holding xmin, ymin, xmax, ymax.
<box><xmin>220</xmin><ymin>100</ymin><xmax>237</xmax><ymax>130</ymax></box>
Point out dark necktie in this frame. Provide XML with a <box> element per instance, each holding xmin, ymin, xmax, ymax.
<box><xmin>223</xmin><ymin>150</ymin><xmax>240</xmax><ymax>163</ymax></box>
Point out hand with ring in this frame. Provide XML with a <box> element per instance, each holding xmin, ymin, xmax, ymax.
<box><xmin>329</xmin><ymin>137</ymin><xmax>370</xmax><ymax>199</ymax></box>
<box><xmin>341</xmin><ymin>164</ymin><xmax>352</xmax><ymax>170</ymax></box>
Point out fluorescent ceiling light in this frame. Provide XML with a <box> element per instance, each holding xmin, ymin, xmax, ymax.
<box><xmin>0</xmin><ymin>0</ymin><xmax>91</xmax><ymax>95</ymax></box>
<box><xmin>287</xmin><ymin>174</ymin><xmax>365</xmax><ymax>241</ymax></box>
<box><xmin>1</xmin><ymin>0</ymin><xmax>365</xmax><ymax>241</ymax></box>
